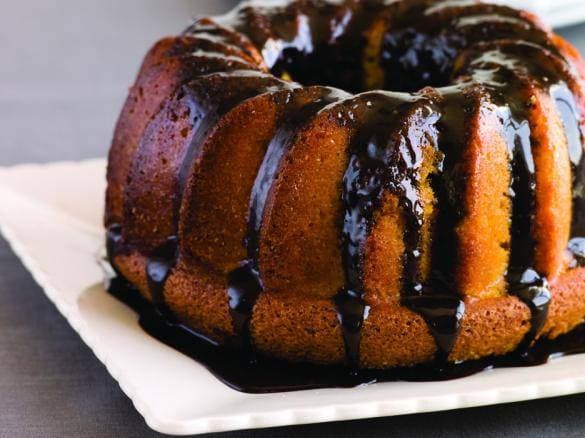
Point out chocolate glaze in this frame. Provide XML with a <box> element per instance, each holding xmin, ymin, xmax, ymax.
<box><xmin>106</xmin><ymin>223</ymin><xmax>178</xmax><ymax>316</ymax></box>
<box><xmin>499</xmin><ymin>105</ymin><xmax>551</xmax><ymax>349</ymax></box>
<box><xmin>403</xmin><ymin>295</ymin><xmax>466</xmax><ymax>363</ymax></box>
<box><xmin>223</xmin><ymin>1</ymin><xmax>385</xmax><ymax>93</ymax></box>
<box><xmin>333</xmin><ymin>289</ymin><xmax>367</xmax><ymax>370</ymax></box>
<box><xmin>107</xmin><ymin>274</ymin><xmax>585</xmax><ymax>393</ymax></box>
<box><xmin>128</xmin><ymin>73</ymin><xmax>289</xmax><ymax>315</ymax></box>
<box><xmin>226</xmin><ymin>262</ymin><xmax>262</xmax><ymax>349</ymax></box>
<box><xmin>145</xmin><ymin>236</ymin><xmax>178</xmax><ymax>314</ymax></box>
<box><xmin>507</xmin><ymin>269</ymin><xmax>551</xmax><ymax>352</ymax></box>
<box><xmin>381</xmin><ymin>28</ymin><xmax>464</xmax><ymax>92</ymax></box>
<box><xmin>108</xmin><ymin>0</ymin><xmax>585</xmax><ymax>376</ymax></box>
<box><xmin>216</xmin><ymin>0</ymin><xmax>557</xmax><ymax>94</ymax></box>
<box><xmin>216</xmin><ymin>0</ymin><xmax>583</xmax><ymax>366</ymax></box>
<box><xmin>569</xmin><ymin>238</ymin><xmax>585</xmax><ymax>267</ymax></box>
<box><xmin>105</xmin><ymin>223</ymin><xmax>123</xmax><ymax>260</ymax></box>
<box><xmin>378</xmin><ymin>0</ymin><xmax>554</xmax><ymax>92</ymax></box>
<box><xmin>336</xmin><ymin>93</ymin><xmax>414</xmax><ymax>367</ymax></box>
<box><xmin>337</xmin><ymin>92</ymin><xmax>465</xmax><ymax>366</ymax></box>
<box><xmin>551</xmin><ymin>84</ymin><xmax>585</xmax><ymax>263</ymax></box>
<box><xmin>183</xmin><ymin>18</ymin><xmax>264</xmax><ymax>63</ymax></box>
<box><xmin>451</xmin><ymin>44</ymin><xmax>580</xmax><ymax>350</ymax></box>
<box><xmin>417</xmin><ymin>86</ymin><xmax>470</xmax><ymax>363</ymax></box>
<box><xmin>176</xmin><ymin>71</ymin><xmax>289</xmax><ymax>202</ymax></box>
<box><xmin>227</xmin><ymin>87</ymin><xmax>346</xmax><ymax>345</ymax></box>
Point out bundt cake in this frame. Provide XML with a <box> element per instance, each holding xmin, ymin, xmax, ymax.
<box><xmin>105</xmin><ymin>0</ymin><xmax>585</xmax><ymax>375</ymax></box>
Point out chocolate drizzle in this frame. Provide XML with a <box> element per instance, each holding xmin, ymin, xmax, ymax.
<box><xmin>106</xmin><ymin>0</ymin><xmax>585</xmax><ymax>380</ymax></box>
<box><xmin>226</xmin><ymin>262</ymin><xmax>262</xmax><ymax>349</ymax></box>
<box><xmin>551</xmin><ymin>84</ymin><xmax>583</xmax><ymax>168</ymax></box>
<box><xmin>569</xmin><ymin>238</ymin><xmax>585</xmax><ymax>267</ymax></box>
<box><xmin>225</xmin><ymin>0</ymin><xmax>384</xmax><ymax>93</ymax></box>
<box><xmin>105</xmin><ymin>223</ymin><xmax>178</xmax><ymax>316</ymax></box>
<box><xmin>146</xmin><ymin>236</ymin><xmax>178</xmax><ymax>314</ymax></box>
<box><xmin>415</xmin><ymin>86</ymin><xmax>470</xmax><ymax>362</ymax></box>
<box><xmin>404</xmin><ymin>295</ymin><xmax>466</xmax><ymax>363</ymax></box>
<box><xmin>105</xmin><ymin>223</ymin><xmax>123</xmax><ymax>261</ymax></box>
<box><xmin>398</xmin><ymin>91</ymin><xmax>466</xmax><ymax>363</ymax></box>
<box><xmin>337</xmin><ymin>92</ymin><xmax>465</xmax><ymax>366</ymax></box>
<box><xmin>333</xmin><ymin>290</ymin><xmax>367</xmax><ymax>369</ymax></box>
<box><xmin>176</xmin><ymin>71</ymin><xmax>288</xmax><ymax>202</ymax></box>
<box><xmin>551</xmin><ymin>84</ymin><xmax>585</xmax><ymax>264</ymax></box>
<box><xmin>227</xmin><ymin>88</ymin><xmax>345</xmax><ymax>346</ymax></box>
<box><xmin>228</xmin><ymin>0</ymin><xmax>585</xmax><ymax>366</ymax></box>
<box><xmin>502</xmin><ymin>110</ymin><xmax>552</xmax><ymax>350</ymax></box>
<box><xmin>507</xmin><ymin>269</ymin><xmax>550</xmax><ymax>352</ymax></box>
<box><xmin>451</xmin><ymin>44</ymin><xmax>582</xmax><ymax>350</ymax></box>
<box><xmin>336</xmin><ymin>93</ymin><xmax>410</xmax><ymax>368</ymax></box>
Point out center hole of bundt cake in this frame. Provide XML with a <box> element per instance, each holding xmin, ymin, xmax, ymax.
<box><xmin>376</xmin><ymin>29</ymin><xmax>463</xmax><ymax>92</ymax></box>
<box><xmin>270</xmin><ymin>29</ymin><xmax>460</xmax><ymax>93</ymax></box>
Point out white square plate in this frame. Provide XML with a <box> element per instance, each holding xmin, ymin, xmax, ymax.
<box><xmin>1</xmin><ymin>159</ymin><xmax>584</xmax><ymax>436</ymax></box>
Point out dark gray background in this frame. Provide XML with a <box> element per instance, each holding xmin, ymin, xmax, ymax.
<box><xmin>1</xmin><ymin>1</ymin><xmax>585</xmax><ymax>436</ymax></box>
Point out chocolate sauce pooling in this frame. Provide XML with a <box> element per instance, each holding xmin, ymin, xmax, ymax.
<box><xmin>107</xmin><ymin>274</ymin><xmax>585</xmax><ymax>393</ymax></box>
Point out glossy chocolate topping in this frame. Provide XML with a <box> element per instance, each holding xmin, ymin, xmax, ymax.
<box><xmin>145</xmin><ymin>236</ymin><xmax>178</xmax><ymax>315</ymax></box>
<box><xmin>228</xmin><ymin>87</ymin><xmax>347</xmax><ymax>346</ymax></box>
<box><xmin>336</xmin><ymin>91</ymin><xmax>465</xmax><ymax>366</ymax></box>
<box><xmin>107</xmin><ymin>0</ymin><xmax>585</xmax><ymax>379</ymax></box>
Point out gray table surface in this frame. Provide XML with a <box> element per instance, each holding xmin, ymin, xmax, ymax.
<box><xmin>2</xmin><ymin>1</ymin><xmax>585</xmax><ymax>436</ymax></box>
